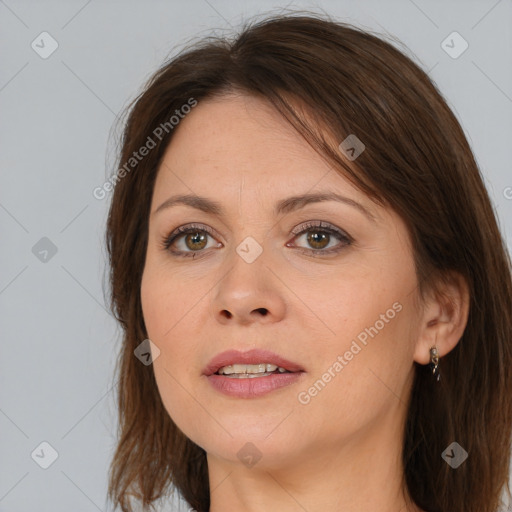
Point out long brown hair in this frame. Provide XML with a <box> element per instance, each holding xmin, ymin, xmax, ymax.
<box><xmin>105</xmin><ymin>11</ymin><xmax>512</xmax><ymax>512</ymax></box>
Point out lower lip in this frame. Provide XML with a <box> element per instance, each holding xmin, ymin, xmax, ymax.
<box><xmin>206</xmin><ymin>372</ymin><xmax>305</xmax><ymax>398</ymax></box>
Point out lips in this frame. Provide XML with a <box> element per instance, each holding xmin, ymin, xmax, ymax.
<box><xmin>203</xmin><ymin>348</ymin><xmax>304</xmax><ymax>376</ymax></box>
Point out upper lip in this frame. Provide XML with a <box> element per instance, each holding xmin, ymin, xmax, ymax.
<box><xmin>203</xmin><ymin>349</ymin><xmax>305</xmax><ymax>376</ymax></box>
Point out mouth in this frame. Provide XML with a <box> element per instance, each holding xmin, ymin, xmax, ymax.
<box><xmin>215</xmin><ymin>363</ymin><xmax>293</xmax><ymax>378</ymax></box>
<box><xmin>203</xmin><ymin>348</ymin><xmax>305</xmax><ymax>377</ymax></box>
<box><xmin>203</xmin><ymin>348</ymin><xmax>305</xmax><ymax>398</ymax></box>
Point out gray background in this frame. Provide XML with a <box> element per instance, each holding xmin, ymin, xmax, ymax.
<box><xmin>1</xmin><ymin>0</ymin><xmax>511</xmax><ymax>511</ymax></box>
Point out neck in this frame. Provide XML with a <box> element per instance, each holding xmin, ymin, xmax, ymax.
<box><xmin>206</xmin><ymin>404</ymin><xmax>421</xmax><ymax>512</ymax></box>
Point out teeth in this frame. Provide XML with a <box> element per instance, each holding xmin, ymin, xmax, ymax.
<box><xmin>217</xmin><ymin>363</ymin><xmax>290</xmax><ymax>375</ymax></box>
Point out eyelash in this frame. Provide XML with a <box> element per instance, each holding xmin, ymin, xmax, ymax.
<box><xmin>160</xmin><ymin>221</ymin><xmax>353</xmax><ymax>259</ymax></box>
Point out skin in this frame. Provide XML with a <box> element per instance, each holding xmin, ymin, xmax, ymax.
<box><xmin>140</xmin><ymin>93</ymin><xmax>469</xmax><ymax>512</ymax></box>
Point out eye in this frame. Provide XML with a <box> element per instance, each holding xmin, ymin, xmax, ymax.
<box><xmin>287</xmin><ymin>220</ymin><xmax>352</xmax><ymax>256</ymax></box>
<box><xmin>160</xmin><ymin>223</ymin><xmax>221</xmax><ymax>259</ymax></box>
<box><xmin>161</xmin><ymin>220</ymin><xmax>352</xmax><ymax>259</ymax></box>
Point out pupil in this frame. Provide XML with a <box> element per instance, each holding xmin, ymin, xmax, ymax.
<box><xmin>186</xmin><ymin>232</ymin><xmax>207</xmax><ymax>250</ymax></box>
<box><xmin>307</xmin><ymin>231</ymin><xmax>329</xmax><ymax>249</ymax></box>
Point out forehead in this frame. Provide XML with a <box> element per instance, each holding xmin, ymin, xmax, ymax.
<box><xmin>153</xmin><ymin>94</ymin><xmax>364</xmax><ymax>203</ymax></box>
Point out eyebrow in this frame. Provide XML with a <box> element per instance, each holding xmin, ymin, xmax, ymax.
<box><xmin>153</xmin><ymin>192</ymin><xmax>377</xmax><ymax>223</ymax></box>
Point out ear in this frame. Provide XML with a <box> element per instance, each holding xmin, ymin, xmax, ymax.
<box><xmin>413</xmin><ymin>271</ymin><xmax>470</xmax><ymax>365</ymax></box>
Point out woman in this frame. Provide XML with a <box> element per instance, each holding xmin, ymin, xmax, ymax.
<box><xmin>105</xmin><ymin>12</ymin><xmax>512</xmax><ymax>512</ymax></box>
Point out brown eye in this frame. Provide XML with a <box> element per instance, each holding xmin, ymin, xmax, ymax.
<box><xmin>289</xmin><ymin>221</ymin><xmax>352</xmax><ymax>256</ymax></box>
<box><xmin>161</xmin><ymin>223</ymin><xmax>220</xmax><ymax>258</ymax></box>
<box><xmin>183</xmin><ymin>231</ymin><xmax>208</xmax><ymax>251</ymax></box>
<box><xmin>306</xmin><ymin>230</ymin><xmax>330</xmax><ymax>250</ymax></box>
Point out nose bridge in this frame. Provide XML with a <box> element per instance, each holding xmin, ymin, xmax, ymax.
<box><xmin>224</xmin><ymin>234</ymin><xmax>269</xmax><ymax>301</ymax></box>
<box><xmin>210</xmin><ymin>233</ymin><xmax>286</xmax><ymax>324</ymax></box>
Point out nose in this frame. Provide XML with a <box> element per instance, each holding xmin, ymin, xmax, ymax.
<box><xmin>210</xmin><ymin>247</ymin><xmax>287</xmax><ymax>326</ymax></box>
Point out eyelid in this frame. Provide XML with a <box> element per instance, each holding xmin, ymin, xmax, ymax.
<box><xmin>162</xmin><ymin>223</ymin><xmax>219</xmax><ymax>249</ymax></box>
<box><xmin>290</xmin><ymin>220</ymin><xmax>352</xmax><ymax>240</ymax></box>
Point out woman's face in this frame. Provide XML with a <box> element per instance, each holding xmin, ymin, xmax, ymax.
<box><xmin>141</xmin><ymin>93</ymin><xmax>423</xmax><ymax>470</ymax></box>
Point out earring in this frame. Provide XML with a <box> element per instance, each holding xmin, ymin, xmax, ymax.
<box><xmin>429</xmin><ymin>346</ymin><xmax>441</xmax><ymax>382</ymax></box>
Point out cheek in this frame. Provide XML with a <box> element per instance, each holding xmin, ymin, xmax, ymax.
<box><xmin>301</xmin><ymin>266</ymin><xmax>416</xmax><ymax>410</ymax></box>
<box><xmin>141</xmin><ymin>269</ymin><xmax>199</xmax><ymax>375</ymax></box>
<box><xmin>330</xmin><ymin>286</ymin><xmax>414</xmax><ymax>378</ymax></box>
<box><xmin>140</xmin><ymin>266</ymin><xmax>206</xmax><ymax>436</ymax></box>
<box><xmin>308</xmin><ymin>271</ymin><xmax>400</xmax><ymax>350</ymax></box>
<box><xmin>295</xmin><ymin>309</ymin><xmax>415</xmax><ymax>447</ymax></box>
<box><xmin>140</xmin><ymin>262</ymin><xmax>197</xmax><ymax>339</ymax></box>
